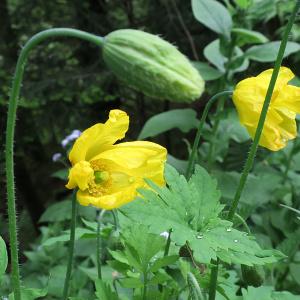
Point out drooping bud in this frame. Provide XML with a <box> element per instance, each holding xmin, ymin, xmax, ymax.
<box><xmin>102</xmin><ymin>29</ymin><xmax>204</xmax><ymax>103</ymax></box>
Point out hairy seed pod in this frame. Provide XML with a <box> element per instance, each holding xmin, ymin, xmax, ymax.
<box><xmin>102</xmin><ymin>29</ymin><xmax>204</xmax><ymax>103</ymax></box>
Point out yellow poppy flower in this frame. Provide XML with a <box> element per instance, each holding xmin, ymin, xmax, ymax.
<box><xmin>66</xmin><ymin>109</ymin><xmax>167</xmax><ymax>210</ymax></box>
<box><xmin>233</xmin><ymin>67</ymin><xmax>300</xmax><ymax>151</ymax></box>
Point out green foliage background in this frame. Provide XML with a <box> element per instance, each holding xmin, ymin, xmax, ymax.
<box><xmin>1</xmin><ymin>0</ymin><xmax>300</xmax><ymax>299</ymax></box>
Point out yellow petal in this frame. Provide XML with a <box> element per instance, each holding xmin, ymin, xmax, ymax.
<box><xmin>91</xmin><ymin>141</ymin><xmax>167</xmax><ymax>186</ymax></box>
<box><xmin>69</xmin><ymin>110</ymin><xmax>129</xmax><ymax>165</ymax></box>
<box><xmin>275</xmin><ymin>84</ymin><xmax>300</xmax><ymax>113</ymax></box>
<box><xmin>233</xmin><ymin>67</ymin><xmax>298</xmax><ymax>151</ymax></box>
<box><xmin>76</xmin><ymin>181</ymin><xmax>143</xmax><ymax>210</ymax></box>
<box><xmin>258</xmin><ymin>67</ymin><xmax>295</xmax><ymax>88</ymax></box>
<box><xmin>66</xmin><ymin>161</ymin><xmax>94</xmax><ymax>190</ymax></box>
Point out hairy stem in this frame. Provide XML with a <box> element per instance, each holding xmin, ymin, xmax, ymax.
<box><xmin>63</xmin><ymin>191</ymin><xmax>78</xmax><ymax>300</ymax></box>
<box><xmin>5</xmin><ymin>28</ymin><xmax>103</xmax><ymax>300</ymax></box>
<box><xmin>227</xmin><ymin>1</ymin><xmax>300</xmax><ymax>221</ymax></box>
<box><xmin>97</xmin><ymin>209</ymin><xmax>107</xmax><ymax>279</ymax></box>
<box><xmin>186</xmin><ymin>91</ymin><xmax>232</xmax><ymax>179</ymax></box>
<box><xmin>208</xmin><ymin>2</ymin><xmax>300</xmax><ymax>300</ymax></box>
<box><xmin>208</xmin><ymin>260</ymin><xmax>219</xmax><ymax>300</ymax></box>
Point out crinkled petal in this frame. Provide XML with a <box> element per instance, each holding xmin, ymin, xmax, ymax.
<box><xmin>246</xmin><ymin>109</ymin><xmax>296</xmax><ymax>151</ymax></box>
<box><xmin>69</xmin><ymin>110</ymin><xmax>129</xmax><ymax>164</ymax></box>
<box><xmin>76</xmin><ymin>180</ymin><xmax>143</xmax><ymax>210</ymax></box>
<box><xmin>91</xmin><ymin>141</ymin><xmax>167</xmax><ymax>186</ymax></box>
<box><xmin>275</xmin><ymin>85</ymin><xmax>300</xmax><ymax>113</ymax></box>
<box><xmin>233</xmin><ymin>67</ymin><xmax>298</xmax><ymax>151</ymax></box>
<box><xmin>258</xmin><ymin>67</ymin><xmax>295</xmax><ymax>88</ymax></box>
<box><xmin>66</xmin><ymin>161</ymin><xmax>94</xmax><ymax>190</ymax></box>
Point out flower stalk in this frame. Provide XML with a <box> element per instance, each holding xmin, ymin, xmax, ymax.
<box><xmin>5</xmin><ymin>28</ymin><xmax>103</xmax><ymax>300</ymax></box>
<box><xmin>186</xmin><ymin>91</ymin><xmax>232</xmax><ymax>179</ymax></box>
<box><xmin>62</xmin><ymin>191</ymin><xmax>78</xmax><ymax>300</ymax></box>
<box><xmin>208</xmin><ymin>2</ymin><xmax>300</xmax><ymax>299</ymax></box>
<box><xmin>97</xmin><ymin>209</ymin><xmax>107</xmax><ymax>279</ymax></box>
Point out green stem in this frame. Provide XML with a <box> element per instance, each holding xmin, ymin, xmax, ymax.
<box><xmin>97</xmin><ymin>209</ymin><xmax>107</xmax><ymax>279</ymax></box>
<box><xmin>63</xmin><ymin>191</ymin><xmax>78</xmax><ymax>300</ymax></box>
<box><xmin>163</xmin><ymin>229</ymin><xmax>172</xmax><ymax>257</ymax></box>
<box><xmin>227</xmin><ymin>0</ymin><xmax>300</xmax><ymax>221</ymax></box>
<box><xmin>208</xmin><ymin>3</ymin><xmax>300</xmax><ymax>300</ymax></box>
<box><xmin>206</xmin><ymin>99</ymin><xmax>225</xmax><ymax>170</ymax></box>
<box><xmin>283</xmin><ymin>139</ymin><xmax>297</xmax><ymax>182</ymax></box>
<box><xmin>186</xmin><ymin>91</ymin><xmax>233</xmax><ymax>178</ymax></box>
<box><xmin>208</xmin><ymin>259</ymin><xmax>219</xmax><ymax>300</ymax></box>
<box><xmin>143</xmin><ymin>272</ymin><xmax>148</xmax><ymax>300</ymax></box>
<box><xmin>5</xmin><ymin>28</ymin><xmax>103</xmax><ymax>300</ymax></box>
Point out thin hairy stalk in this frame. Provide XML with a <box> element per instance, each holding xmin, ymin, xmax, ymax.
<box><xmin>208</xmin><ymin>260</ymin><xmax>219</xmax><ymax>300</ymax></box>
<box><xmin>227</xmin><ymin>1</ymin><xmax>300</xmax><ymax>221</ymax></box>
<box><xmin>97</xmin><ymin>209</ymin><xmax>107</xmax><ymax>279</ymax></box>
<box><xmin>5</xmin><ymin>28</ymin><xmax>103</xmax><ymax>300</ymax></box>
<box><xmin>208</xmin><ymin>3</ymin><xmax>300</xmax><ymax>299</ymax></box>
<box><xmin>283</xmin><ymin>139</ymin><xmax>297</xmax><ymax>182</ymax></box>
<box><xmin>207</xmin><ymin>38</ymin><xmax>236</xmax><ymax>169</ymax></box>
<box><xmin>163</xmin><ymin>229</ymin><xmax>172</xmax><ymax>257</ymax></box>
<box><xmin>186</xmin><ymin>91</ymin><xmax>233</xmax><ymax>178</ymax></box>
<box><xmin>142</xmin><ymin>272</ymin><xmax>148</xmax><ymax>300</ymax></box>
<box><xmin>63</xmin><ymin>191</ymin><xmax>78</xmax><ymax>300</ymax></box>
<box><xmin>170</xmin><ymin>0</ymin><xmax>199</xmax><ymax>60</ymax></box>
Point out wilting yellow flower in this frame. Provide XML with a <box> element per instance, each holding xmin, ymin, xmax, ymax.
<box><xmin>233</xmin><ymin>67</ymin><xmax>300</xmax><ymax>151</ymax></box>
<box><xmin>66</xmin><ymin>110</ymin><xmax>167</xmax><ymax>209</ymax></box>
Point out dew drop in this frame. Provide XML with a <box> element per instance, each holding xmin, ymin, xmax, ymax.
<box><xmin>196</xmin><ymin>233</ymin><xmax>203</xmax><ymax>239</ymax></box>
<box><xmin>226</xmin><ymin>228</ymin><xmax>232</xmax><ymax>232</ymax></box>
<box><xmin>234</xmin><ymin>239</ymin><xmax>238</xmax><ymax>243</ymax></box>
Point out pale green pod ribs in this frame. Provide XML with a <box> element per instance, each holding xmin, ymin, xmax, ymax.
<box><xmin>102</xmin><ymin>29</ymin><xmax>204</xmax><ymax>103</ymax></box>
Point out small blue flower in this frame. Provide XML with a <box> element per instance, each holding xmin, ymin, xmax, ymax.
<box><xmin>52</xmin><ymin>153</ymin><xmax>62</xmax><ymax>162</ymax></box>
<box><xmin>61</xmin><ymin>129</ymin><xmax>82</xmax><ymax>148</ymax></box>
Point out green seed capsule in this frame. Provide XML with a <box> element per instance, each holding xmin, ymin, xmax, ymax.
<box><xmin>102</xmin><ymin>29</ymin><xmax>204</xmax><ymax>103</ymax></box>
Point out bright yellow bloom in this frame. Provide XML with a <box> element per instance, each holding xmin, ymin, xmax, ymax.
<box><xmin>233</xmin><ymin>67</ymin><xmax>300</xmax><ymax>151</ymax></box>
<box><xmin>66</xmin><ymin>109</ymin><xmax>167</xmax><ymax>210</ymax></box>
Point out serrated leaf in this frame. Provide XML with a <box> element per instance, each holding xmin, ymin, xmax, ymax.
<box><xmin>95</xmin><ymin>279</ymin><xmax>118</xmax><ymax>300</ymax></box>
<box><xmin>121</xmin><ymin>225</ymin><xmax>165</xmax><ymax>273</ymax></box>
<box><xmin>149</xmin><ymin>255</ymin><xmax>179</xmax><ymax>272</ymax></box>
<box><xmin>138</xmin><ymin>109</ymin><xmax>198</xmax><ymax>140</ymax></box>
<box><xmin>192</xmin><ymin>0</ymin><xmax>232</xmax><ymax>38</ymax></box>
<box><xmin>120</xmin><ymin>165</ymin><xmax>282</xmax><ymax>265</ymax></box>
<box><xmin>119</xmin><ymin>277</ymin><xmax>143</xmax><ymax>288</ymax></box>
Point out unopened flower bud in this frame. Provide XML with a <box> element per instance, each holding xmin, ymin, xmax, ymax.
<box><xmin>102</xmin><ymin>29</ymin><xmax>204</xmax><ymax>103</ymax></box>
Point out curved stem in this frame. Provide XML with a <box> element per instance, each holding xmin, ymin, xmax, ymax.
<box><xmin>186</xmin><ymin>91</ymin><xmax>233</xmax><ymax>178</ymax></box>
<box><xmin>63</xmin><ymin>191</ymin><xmax>78</xmax><ymax>300</ymax></box>
<box><xmin>5</xmin><ymin>28</ymin><xmax>104</xmax><ymax>300</ymax></box>
<box><xmin>97</xmin><ymin>209</ymin><xmax>107</xmax><ymax>279</ymax></box>
<box><xmin>227</xmin><ymin>0</ymin><xmax>300</xmax><ymax>221</ymax></box>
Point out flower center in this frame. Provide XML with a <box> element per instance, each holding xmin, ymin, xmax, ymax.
<box><xmin>87</xmin><ymin>160</ymin><xmax>112</xmax><ymax>196</ymax></box>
